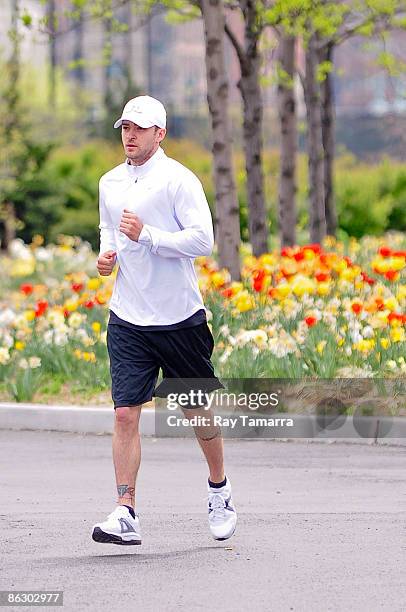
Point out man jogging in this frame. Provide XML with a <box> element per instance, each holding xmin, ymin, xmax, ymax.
<box><xmin>92</xmin><ymin>95</ymin><xmax>237</xmax><ymax>545</ymax></box>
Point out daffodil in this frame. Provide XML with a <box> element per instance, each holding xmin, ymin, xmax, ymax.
<box><xmin>92</xmin><ymin>321</ymin><xmax>101</xmax><ymax>334</ymax></box>
<box><xmin>353</xmin><ymin>339</ymin><xmax>375</xmax><ymax>353</ymax></box>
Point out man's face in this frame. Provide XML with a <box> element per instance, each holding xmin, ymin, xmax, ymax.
<box><xmin>121</xmin><ymin>121</ymin><xmax>166</xmax><ymax>166</ymax></box>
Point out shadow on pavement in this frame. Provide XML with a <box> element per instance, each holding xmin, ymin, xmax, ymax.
<box><xmin>35</xmin><ymin>545</ymin><xmax>226</xmax><ymax>566</ymax></box>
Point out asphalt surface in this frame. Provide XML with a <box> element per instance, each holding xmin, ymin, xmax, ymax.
<box><xmin>0</xmin><ymin>431</ymin><xmax>405</xmax><ymax>612</ymax></box>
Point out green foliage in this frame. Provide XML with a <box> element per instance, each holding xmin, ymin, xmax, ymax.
<box><xmin>1</xmin><ymin>141</ymin><xmax>64</xmax><ymax>244</ymax></box>
<box><xmin>376</xmin><ymin>51</ymin><xmax>406</xmax><ymax>77</ymax></box>
<box><xmin>35</xmin><ymin>142</ymin><xmax>123</xmax><ymax>248</ymax></box>
<box><xmin>316</xmin><ymin>60</ymin><xmax>334</xmax><ymax>82</ymax></box>
<box><xmin>7</xmin><ymin>368</ymin><xmax>43</xmax><ymax>403</ymax></box>
<box><xmin>3</xmin><ymin>129</ymin><xmax>406</xmax><ymax>249</ymax></box>
<box><xmin>335</xmin><ymin>155</ymin><xmax>406</xmax><ymax>237</ymax></box>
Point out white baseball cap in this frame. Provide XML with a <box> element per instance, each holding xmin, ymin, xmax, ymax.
<box><xmin>113</xmin><ymin>95</ymin><xmax>166</xmax><ymax>129</ymax></box>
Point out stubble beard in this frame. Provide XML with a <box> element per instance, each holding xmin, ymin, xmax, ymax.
<box><xmin>126</xmin><ymin>141</ymin><xmax>158</xmax><ymax>166</ymax></box>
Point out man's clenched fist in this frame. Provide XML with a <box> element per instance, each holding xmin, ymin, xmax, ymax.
<box><xmin>119</xmin><ymin>209</ymin><xmax>144</xmax><ymax>241</ymax></box>
<box><xmin>97</xmin><ymin>250</ymin><xmax>117</xmax><ymax>276</ymax></box>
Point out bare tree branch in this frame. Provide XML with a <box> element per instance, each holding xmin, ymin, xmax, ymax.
<box><xmin>224</xmin><ymin>20</ymin><xmax>246</xmax><ymax>68</ymax></box>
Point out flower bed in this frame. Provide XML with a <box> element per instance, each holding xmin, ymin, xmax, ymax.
<box><xmin>0</xmin><ymin>233</ymin><xmax>405</xmax><ymax>402</ymax></box>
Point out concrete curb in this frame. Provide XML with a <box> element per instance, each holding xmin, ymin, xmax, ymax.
<box><xmin>1</xmin><ymin>403</ymin><xmax>406</xmax><ymax>446</ymax></box>
<box><xmin>0</xmin><ymin>403</ymin><xmax>154</xmax><ymax>436</ymax></box>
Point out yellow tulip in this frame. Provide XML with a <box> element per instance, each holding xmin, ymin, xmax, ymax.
<box><xmin>234</xmin><ymin>292</ymin><xmax>255</xmax><ymax>312</ymax></box>
<box><xmin>211</xmin><ymin>272</ymin><xmax>226</xmax><ymax>288</ymax></box>
<box><xmin>275</xmin><ymin>283</ymin><xmax>290</xmax><ymax>299</ymax></box>
<box><xmin>24</xmin><ymin>310</ymin><xmax>36</xmax><ymax>322</ymax></box>
<box><xmin>291</xmin><ymin>275</ymin><xmax>316</xmax><ymax>297</ymax></box>
<box><xmin>303</xmin><ymin>249</ymin><xmax>315</xmax><ymax>260</ymax></box>
<box><xmin>64</xmin><ymin>299</ymin><xmax>78</xmax><ymax>312</ymax></box>
<box><xmin>395</xmin><ymin>284</ymin><xmax>406</xmax><ymax>301</ymax></box>
<box><xmin>317</xmin><ymin>282</ymin><xmax>331</xmax><ymax>296</ymax></box>
<box><xmin>390</xmin><ymin>256</ymin><xmax>405</xmax><ymax>271</ymax></box>
<box><xmin>384</xmin><ymin>297</ymin><xmax>398</xmax><ymax>311</ymax></box>
<box><xmin>390</xmin><ymin>327</ymin><xmax>405</xmax><ymax>343</ymax></box>
<box><xmin>371</xmin><ymin>258</ymin><xmax>389</xmax><ymax>274</ymax></box>
<box><xmin>340</xmin><ymin>268</ymin><xmax>357</xmax><ymax>282</ymax></box>
<box><xmin>87</xmin><ymin>278</ymin><xmax>101</xmax><ymax>291</ymax></box>
<box><xmin>259</xmin><ymin>254</ymin><xmax>276</xmax><ymax>268</ymax></box>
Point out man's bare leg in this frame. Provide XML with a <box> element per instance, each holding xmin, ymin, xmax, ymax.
<box><xmin>181</xmin><ymin>407</ymin><xmax>225</xmax><ymax>483</ymax></box>
<box><xmin>113</xmin><ymin>406</ymin><xmax>142</xmax><ymax>508</ymax></box>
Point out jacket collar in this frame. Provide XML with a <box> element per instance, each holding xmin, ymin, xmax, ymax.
<box><xmin>125</xmin><ymin>146</ymin><xmax>165</xmax><ymax>179</ymax></box>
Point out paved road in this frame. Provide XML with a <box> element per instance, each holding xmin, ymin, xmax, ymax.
<box><xmin>0</xmin><ymin>431</ymin><xmax>405</xmax><ymax>612</ymax></box>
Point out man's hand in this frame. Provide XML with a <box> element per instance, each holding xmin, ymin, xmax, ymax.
<box><xmin>97</xmin><ymin>250</ymin><xmax>117</xmax><ymax>276</ymax></box>
<box><xmin>119</xmin><ymin>209</ymin><xmax>143</xmax><ymax>241</ymax></box>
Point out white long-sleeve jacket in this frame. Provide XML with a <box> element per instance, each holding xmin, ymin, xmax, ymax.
<box><xmin>98</xmin><ymin>146</ymin><xmax>214</xmax><ymax>326</ymax></box>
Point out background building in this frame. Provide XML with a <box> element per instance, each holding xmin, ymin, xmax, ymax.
<box><xmin>1</xmin><ymin>0</ymin><xmax>405</xmax><ymax>157</ymax></box>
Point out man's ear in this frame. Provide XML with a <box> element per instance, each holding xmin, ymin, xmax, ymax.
<box><xmin>158</xmin><ymin>128</ymin><xmax>166</xmax><ymax>142</ymax></box>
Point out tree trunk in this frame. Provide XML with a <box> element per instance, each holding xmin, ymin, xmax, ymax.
<box><xmin>319</xmin><ymin>42</ymin><xmax>337</xmax><ymax>236</ymax></box>
<box><xmin>73</xmin><ymin>11</ymin><xmax>85</xmax><ymax>85</ymax></box>
<box><xmin>103</xmin><ymin>13</ymin><xmax>114</xmax><ymax>118</ymax></box>
<box><xmin>303</xmin><ymin>32</ymin><xmax>326</xmax><ymax>244</ymax></box>
<box><xmin>276</xmin><ymin>34</ymin><xmax>297</xmax><ymax>247</ymax></box>
<box><xmin>1</xmin><ymin>0</ymin><xmax>19</xmax><ymax>252</ymax></box>
<box><xmin>47</xmin><ymin>0</ymin><xmax>57</xmax><ymax>108</ymax></box>
<box><xmin>234</xmin><ymin>0</ymin><xmax>267</xmax><ymax>256</ymax></box>
<box><xmin>200</xmin><ymin>0</ymin><xmax>241</xmax><ymax>279</ymax></box>
<box><xmin>5</xmin><ymin>0</ymin><xmax>20</xmax><ymax>138</ymax></box>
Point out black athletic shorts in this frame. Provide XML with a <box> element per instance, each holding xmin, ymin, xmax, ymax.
<box><xmin>106</xmin><ymin>321</ymin><xmax>223</xmax><ymax>409</ymax></box>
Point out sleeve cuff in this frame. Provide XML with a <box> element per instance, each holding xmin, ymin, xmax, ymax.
<box><xmin>138</xmin><ymin>225</ymin><xmax>151</xmax><ymax>244</ymax></box>
<box><xmin>138</xmin><ymin>224</ymin><xmax>159</xmax><ymax>253</ymax></box>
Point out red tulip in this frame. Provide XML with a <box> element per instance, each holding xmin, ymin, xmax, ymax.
<box><xmin>388</xmin><ymin>312</ymin><xmax>404</xmax><ymax>324</ymax></box>
<box><xmin>35</xmin><ymin>300</ymin><xmax>48</xmax><ymax>317</ymax></box>
<box><xmin>351</xmin><ymin>303</ymin><xmax>363</xmax><ymax>315</ymax></box>
<box><xmin>303</xmin><ymin>243</ymin><xmax>322</xmax><ymax>254</ymax></box>
<box><xmin>378</xmin><ymin>246</ymin><xmax>391</xmax><ymax>257</ymax></box>
<box><xmin>305</xmin><ymin>316</ymin><xmax>317</xmax><ymax>327</ymax></box>
<box><xmin>252</xmin><ymin>269</ymin><xmax>266</xmax><ymax>292</ymax></box>
<box><xmin>361</xmin><ymin>271</ymin><xmax>375</xmax><ymax>285</ymax></box>
<box><xmin>315</xmin><ymin>272</ymin><xmax>329</xmax><ymax>282</ymax></box>
<box><xmin>384</xmin><ymin>270</ymin><xmax>398</xmax><ymax>281</ymax></box>
<box><xmin>20</xmin><ymin>283</ymin><xmax>33</xmax><ymax>295</ymax></box>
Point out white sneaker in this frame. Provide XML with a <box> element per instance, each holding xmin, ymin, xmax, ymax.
<box><xmin>92</xmin><ymin>506</ymin><xmax>142</xmax><ymax>545</ymax></box>
<box><xmin>208</xmin><ymin>479</ymin><xmax>237</xmax><ymax>541</ymax></box>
